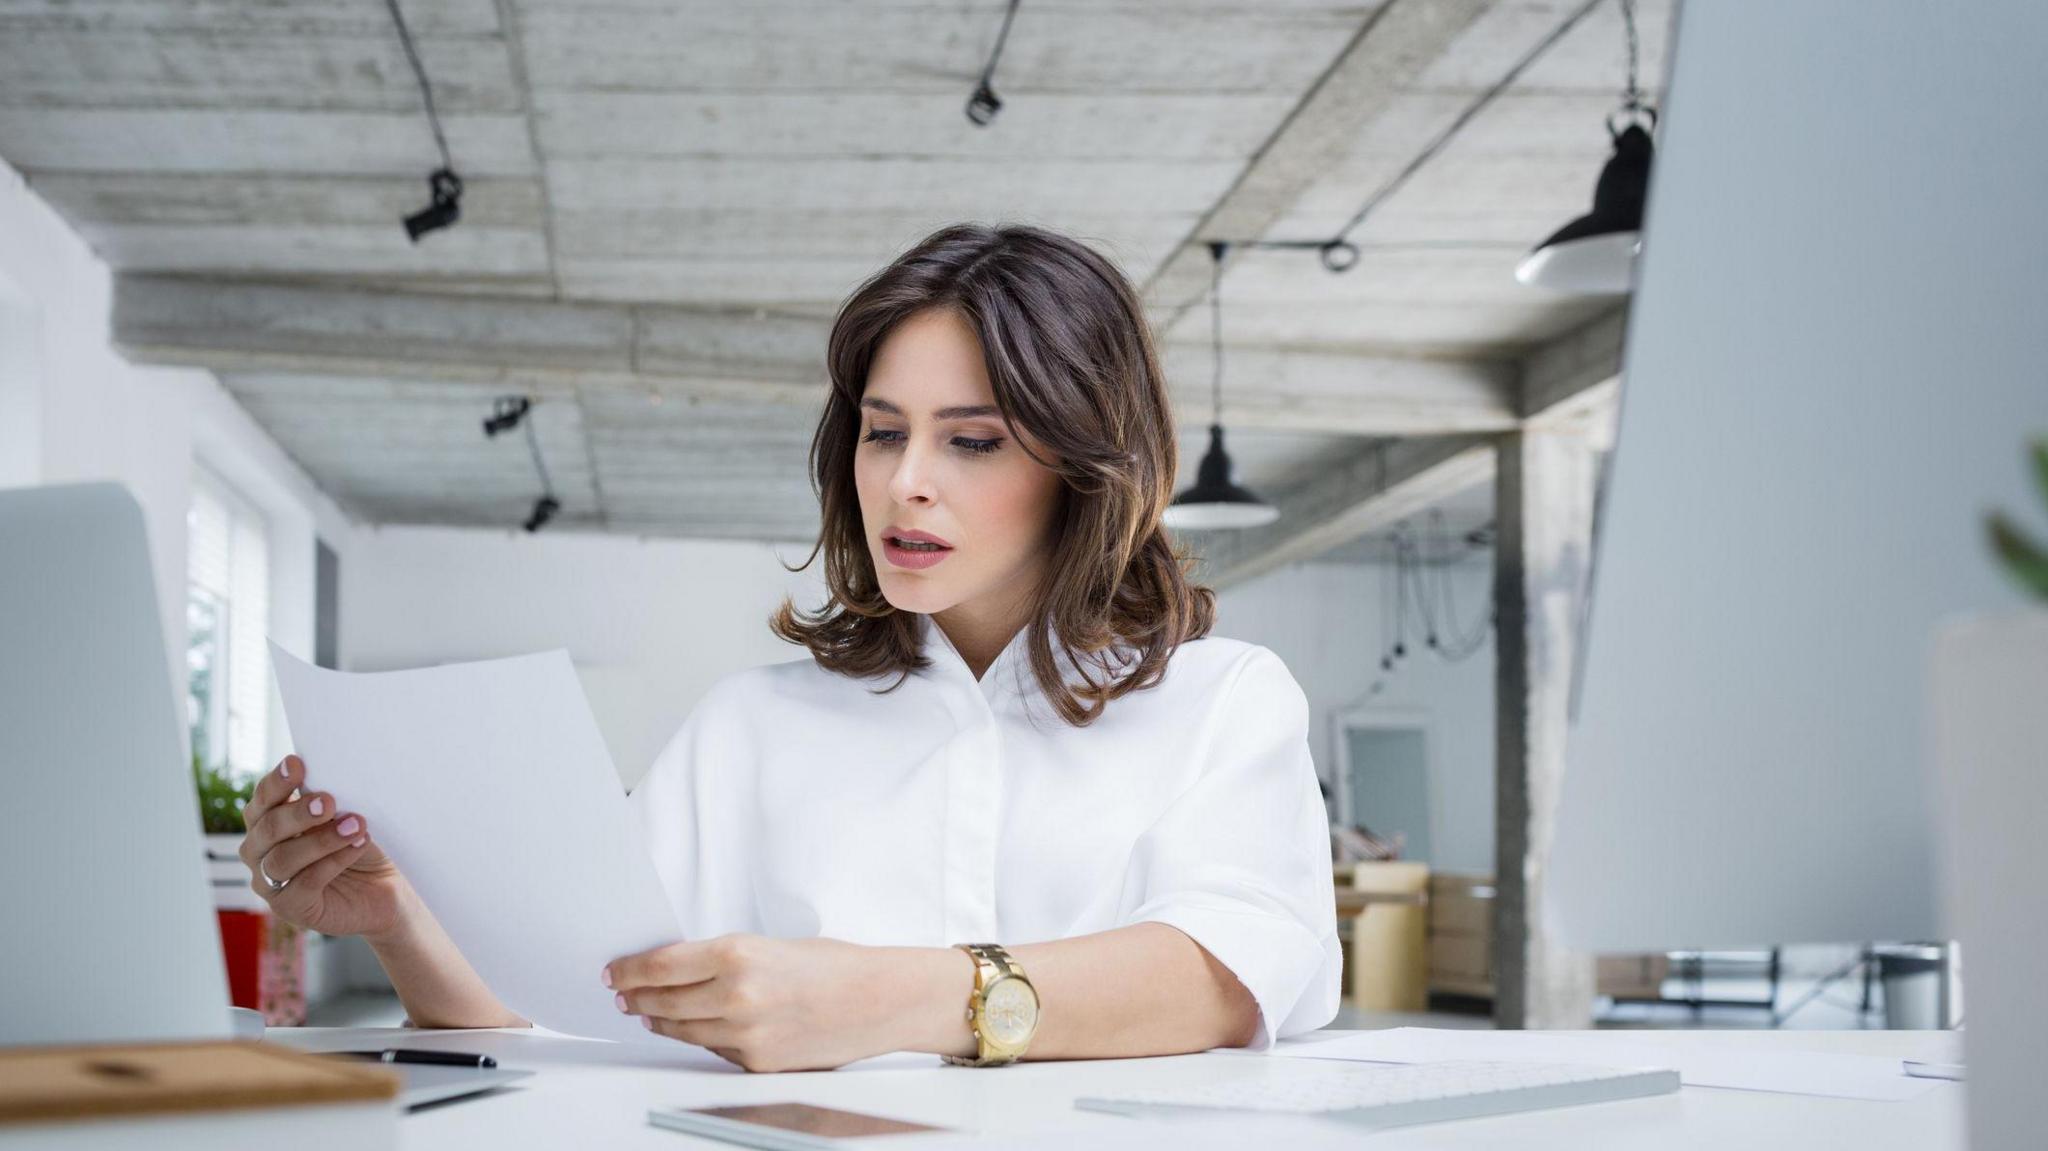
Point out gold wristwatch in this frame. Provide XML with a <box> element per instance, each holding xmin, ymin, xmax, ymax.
<box><xmin>943</xmin><ymin>943</ymin><xmax>1039</xmax><ymax>1066</ymax></box>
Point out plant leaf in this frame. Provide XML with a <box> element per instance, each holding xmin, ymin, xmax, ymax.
<box><xmin>2030</xmin><ymin>437</ymin><xmax>2048</xmax><ymax>515</ymax></box>
<box><xmin>1987</xmin><ymin>511</ymin><xmax>2048</xmax><ymax>600</ymax></box>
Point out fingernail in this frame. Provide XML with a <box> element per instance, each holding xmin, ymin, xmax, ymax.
<box><xmin>277</xmin><ymin>760</ymin><xmax>291</xmax><ymax>780</ymax></box>
<box><xmin>308</xmin><ymin>797</ymin><xmax>324</xmax><ymax>817</ymax></box>
<box><xmin>641</xmin><ymin>1016</ymin><xmax>655</xmax><ymax>1031</ymax></box>
<box><xmin>601</xmin><ymin>967</ymin><xmax>614</xmax><ymax>988</ymax></box>
<box><xmin>336</xmin><ymin>816</ymin><xmax>361</xmax><ymax>837</ymax></box>
<box><xmin>350</xmin><ymin>838</ymin><xmax>366</xmax><ymax>848</ymax></box>
<box><xmin>615</xmin><ymin>993</ymin><xmax>627</xmax><ymax>1012</ymax></box>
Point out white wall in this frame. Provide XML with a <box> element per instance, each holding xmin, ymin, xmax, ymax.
<box><xmin>1215</xmin><ymin>559</ymin><xmax>1496</xmax><ymax>875</ymax></box>
<box><xmin>0</xmin><ymin>158</ymin><xmax>355</xmax><ymax>768</ymax></box>
<box><xmin>340</xmin><ymin>525</ymin><xmax>828</xmax><ymax>789</ymax></box>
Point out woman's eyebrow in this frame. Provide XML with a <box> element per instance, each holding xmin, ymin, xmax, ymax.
<box><xmin>859</xmin><ymin>397</ymin><xmax>1001</xmax><ymax>420</ymax></box>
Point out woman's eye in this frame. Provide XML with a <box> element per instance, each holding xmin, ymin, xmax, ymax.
<box><xmin>861</xmin><ymin>428</ymin><xmax>1001</xmax><ymax>455</ymax></box>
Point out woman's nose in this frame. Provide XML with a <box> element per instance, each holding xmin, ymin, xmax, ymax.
<box><xmin>887</xmin><ymin>441</ymin><xmax>938</xmax><ymax>506</ymax></box>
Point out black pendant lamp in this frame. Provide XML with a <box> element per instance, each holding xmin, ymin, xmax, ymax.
<box><xmin>1163</xmin><ymin>243</ymin><xmax>1279</xmax><ymax>531</ymax></box>
<box><xmin>1515</xmin><ymin>0</ymin><xmax>1656</xmax><ymax>294</ymax></box>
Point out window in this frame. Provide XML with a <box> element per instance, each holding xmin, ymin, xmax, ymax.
<box><xmin>186</xmin><ymin>468</ymin><xmax>270</xmax><ymax>777</ymax></box>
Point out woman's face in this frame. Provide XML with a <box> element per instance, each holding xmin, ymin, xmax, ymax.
<box><xmin>854</xmin><ymin>307</ymin><xmax>1064</xmax><ymax>620</ymax></box>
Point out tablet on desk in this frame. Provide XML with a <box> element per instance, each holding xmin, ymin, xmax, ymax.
<box><xmin>649</xmin><ymin>1103</ymin><xmax>956</xmax><ymax>1149</ymax></box>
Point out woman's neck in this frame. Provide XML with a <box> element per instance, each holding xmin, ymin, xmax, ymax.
<box><xmin>932</xmin><ymin>595</ymin><xmax>1035</xmax><ymax>683</ymax></box>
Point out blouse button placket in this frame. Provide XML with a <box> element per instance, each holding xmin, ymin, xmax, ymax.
<box><xmin>932</xmin><ymin>628</ymin><xmax>1009</xmax><ymax>948</ymax></box>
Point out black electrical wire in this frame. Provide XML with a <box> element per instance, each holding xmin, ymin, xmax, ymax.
<box><xmin>384</xmin><ymin>0</ymin><xmax>453</xmax><ymax>172</ymax></box>
<box><xmin>1392</xmin><ymin>528</ymin><xmax>1410</xmax><ymax>661</ymax></box>
<box><xmin>522</xmin><ymin>408</ymin><xmax>556</xmax><ymax>502</ymax></box>
<box><xmin>481</xmin><ymin>395</ymin><xmax>560</xmax><ymax>532</ymax></box>
<box><xmin>1397</xmin><ymin>530</ymin><xmax>1437</xmax><ymax>646</ymax></box>
<box><xmin>1207</xmin><ymin>242</ymin><xmax>1227</xmax><ymax>423</ymax></box>
<box><xmin>1427</xmin><ymin>511</ymin><xmax>1493</xmax><ymax>660</ymax></box>
<box><xmin>981</xmin><ymin>0</ymin><xmax>1022</xmax><ymax>88</ymax></box>
<box><xmin>966</xmin><ymin>0</ymin><xmax>1023</xmax><ymax>126</ymax></box>
<box><xmin>1620</xmin><ymin>0</ymin><xmax>1644</xmax><ymax>116</ymax></box>
<box><xmin>1379</xmin><ymin>516</ymin><xmax>1396</xmax><ymax>673</ymax></box>
<box><xmin>1378</xmin><ymin>516</ymin><xmax>1493</xmax><ymax>670</ymax></box>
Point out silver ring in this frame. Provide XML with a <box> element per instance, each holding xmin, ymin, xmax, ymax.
<box><xmin>259</xmin><ymin>858</ymin><xmax>288</xmax><ymax>893</ymax></box>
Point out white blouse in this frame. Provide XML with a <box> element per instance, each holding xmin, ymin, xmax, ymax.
<box><xmin>628</xmin><ymin>613</ymin><xmax>1341</xmax><ymax>1051</ymax></box>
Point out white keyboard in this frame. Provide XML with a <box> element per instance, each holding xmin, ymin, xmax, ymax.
<box><xmin>1075</xmin><ymin>1060</ymin><xmax>1679</xmax><ymax>1131</ymax></box>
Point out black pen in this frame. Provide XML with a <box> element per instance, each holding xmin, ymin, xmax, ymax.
<box><xmin>336</xmin><ymin>1048</ymin><xmax>498</xmax><ymax>1068</ymax></box>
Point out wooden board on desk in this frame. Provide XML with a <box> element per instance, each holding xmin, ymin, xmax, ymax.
<box><xmin>0</xmin><ymin>1040</ymin><xmax>397</xmax><ymax>1126</ymax></box>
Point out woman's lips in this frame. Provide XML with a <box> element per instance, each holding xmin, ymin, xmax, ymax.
<box><xmin>882</xmin><ymin>531</ymin><xmax>953</xmax><ymax>570</ymax></box>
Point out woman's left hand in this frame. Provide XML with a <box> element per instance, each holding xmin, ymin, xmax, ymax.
<box><xmin>605</xmin><ymin>934</ymin><xmax>911</xmax><ymax>1072</ymax></box>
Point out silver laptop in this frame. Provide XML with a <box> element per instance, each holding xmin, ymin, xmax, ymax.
<box><xmin>0</xmin><ymin>483</ymin><xmax>530</xmax><ymax>1107</ymax></box>
<box><xmin>0</xmin><ymin>483</ymin><xmax>233</xmax><ymax>1047</ymax></box>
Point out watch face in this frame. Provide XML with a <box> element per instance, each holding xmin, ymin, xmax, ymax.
<box><xmin>982</xmin><ymin>976</ymin><xmax>1039</xmax><ymax>1047</ymax></box>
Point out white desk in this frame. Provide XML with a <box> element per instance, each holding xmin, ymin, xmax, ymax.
<box><xmin>270</xmin><ymin>1027</ymin><xmax>1962</xmax><ymax>1149</ymax></box>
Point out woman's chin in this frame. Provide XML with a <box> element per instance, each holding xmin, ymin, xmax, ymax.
<box><xmin>877</xmin><ymin>576</ymin><xmax>957</xmax><ymax>616</ymax></box>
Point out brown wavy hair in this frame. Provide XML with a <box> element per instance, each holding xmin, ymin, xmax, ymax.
<box><xmin>770</xmin><ymin>223</ymin><xmax>1215</xmax><ymax>726</ymax></box>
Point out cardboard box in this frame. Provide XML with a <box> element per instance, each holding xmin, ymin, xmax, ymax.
<box><xmin>1427</xmin><ymin>872</ymin><xmax>1496</xmax><ymax>999</ymax></box>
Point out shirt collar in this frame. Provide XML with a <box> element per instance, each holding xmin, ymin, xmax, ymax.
<box><xmin>916</xmin><ymin>613</ymin><xmax>1033</xmax><ymax>703</ymax></box>
<box><xmin>915</xmin><ymin>613</ymin><xmax>1141</xmax><ymax>715</ymax></box>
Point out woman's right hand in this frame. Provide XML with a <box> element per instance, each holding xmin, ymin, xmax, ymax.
<box><xmin>239</xmin><ymin>755</ymin><xmax>412</xmax><ymax>942</ymax></box>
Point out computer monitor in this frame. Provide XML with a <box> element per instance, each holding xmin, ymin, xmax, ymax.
<box><xmin>0</xmin><ymin>482</ymin><xmax>232</xmax><ymax>1046</ymax></box>
<box><xmin>1552</xmin><ymin>4</ymin><xmax>2045</xmax><ymax>1144</ymax></box>
<box><xmin>1553</xmin><ymin>0</ymin><xmax>2045</xmax><ymax>956</ymax></box>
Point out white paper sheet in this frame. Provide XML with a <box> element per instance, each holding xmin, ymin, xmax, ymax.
<box><xmin>1261</xmin><ymin>1028</ymin><xmax>1940</xmax><ymax>1101</ymax></box>
<box><xmin>269</xmin><ymin>643</ymin><xmax>680</xmax><ymax>1045</ymax></box>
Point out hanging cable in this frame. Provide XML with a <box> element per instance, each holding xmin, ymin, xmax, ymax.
<box><xmin>522</xmin><ymin>415</ymin><xmax>555</xmax><ymax>501</ymax></box>
<box><xmin>481</xmin><ymin>396</ymin><xmax>559</xmax><ymax>532</ymax></box>
<box><xmin>1411</xmin><ymin>530</ymin><xmax>1438</xmax><ymax>651</ymax></box>
<box><xmin>965</xmin><ymin>0</ymin><xmax>1023</xmax><ymax>126</ymax></box>
<box><xmin>1208</xmin><ymin>241</ymin><xmax>1227</xmax><ymax>424</ymax></box>
<box><xmin>386</xmin><ymin>0</ymin><xmax>464</xmax><ymax>240</ymax></box>
<box><xmin>1424</xmin><ymin>509</ymin><xmax>1492</xmax><ymax>659</ymax></box>
<box><xmin>1379</xmin><ymin>509</ymin><xmax>1397</xmax><ymax>672</ymax></box>
<box><xmin>1619</xmin><ymin>0</ymin><xmax>1645</xmax><ymax>117</ymax></box>
<box><xmin>1373</xmin><ymin>515</ymin><xmax>1495</xmax><ymax>682</ymax></box>
<box><xmin>521</xmin><ymin>411</ymin><xmax>560</xmax><ymax>533</ymax></box>
<box><xmin>1392</xmin><ymin>527</ymin><xmax>1411</xmax><ymax>662</ymax></box>
<box><xmin>1434</xmin><ymin>545</ymin><xmax>1494</xmax><ymax>662</ymax></box>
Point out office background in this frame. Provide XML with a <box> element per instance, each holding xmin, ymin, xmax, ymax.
<box><xmin>0</xmin><ymin>0</ymin><xmax>1963</xmax><ymax>1036</ymax></box>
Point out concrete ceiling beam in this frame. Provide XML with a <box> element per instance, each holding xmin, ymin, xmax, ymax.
<box><xmin>114</xmin><ymin>274</ymin><xmax>1527</xmax><ymax>436</ymax></box>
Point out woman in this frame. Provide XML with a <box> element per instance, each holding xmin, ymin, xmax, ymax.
<box><xmin>238</xmin><ymin>224</ymin><xmax>1340</xmax><ymax>1072</ymax></box>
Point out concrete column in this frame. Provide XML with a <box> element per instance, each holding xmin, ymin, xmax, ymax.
<box><xmin>1492</xmin><ymin>428</ymin><xmax>1599</xmax><ymax>1029</ymax></box>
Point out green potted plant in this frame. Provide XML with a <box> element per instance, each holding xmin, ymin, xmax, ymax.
<box><xmin>195</xmin><ymin>753</ymin><xmax>254</xmax><ymax>836</ymax></box>
<box><xmin>1986</xmin><ymin>437</ymin><xmax>2048</xmax><ymax>600</ymax></box>
<box><xmin>197</xmin><ymin>752</ymin><xmax>255</xmax><ymax>903</ymax></box>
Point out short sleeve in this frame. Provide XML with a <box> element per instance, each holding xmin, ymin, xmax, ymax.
<box><xmin>1114</xmin><ymin>647</ymin><xmax>1342</xmax><ymax>1051</ymax></box>
<box><xmin>626</xmin><ymin>676</ymin><xmax>760</xmax><ymax>939</ymax></box>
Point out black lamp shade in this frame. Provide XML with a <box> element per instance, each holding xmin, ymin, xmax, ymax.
<box><xmin>1163</xmin><ymin>425</ymin><xmax>1280</xmax><ymax>530</ymax></box>
<box><xmin>1517</xmin><ymin>122</ymin><xmax>1655</xmax><ymax>293</ymax></box>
